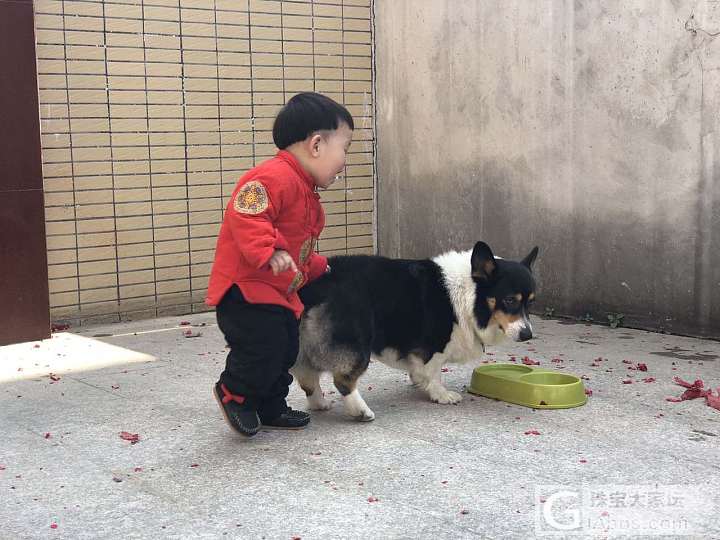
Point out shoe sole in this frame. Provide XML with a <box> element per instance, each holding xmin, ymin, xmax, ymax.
<box><xmin>213</xmin><ymin>387</ymin><xmax>258</xmax><ymax>438</ymax></box>
<box><xmin>260</xmin><ymin>423</ymin><xmax>310</xmax><ymax>431</ymax></box>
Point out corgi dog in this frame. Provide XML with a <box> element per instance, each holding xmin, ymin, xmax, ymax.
<box><xmin>294</xmin><ymin>241</ymin><xmax>539</xmax><ymax>421</ymax></box>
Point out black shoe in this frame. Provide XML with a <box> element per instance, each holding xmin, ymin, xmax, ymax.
<box><xmin>261</xmin><ymin>408</ymin><xmax>311</xmax><ymax>430</ymax></box>
<box><xmin>213</xmin><ymin>383</ymin><xmax>260</xmax><ymax>437</ymax></box>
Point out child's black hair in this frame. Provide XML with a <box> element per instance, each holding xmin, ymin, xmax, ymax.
<box><xmin>272</xmin><ymin>92</ymin><xmax>354</xmax><ymax>150</ymax></box>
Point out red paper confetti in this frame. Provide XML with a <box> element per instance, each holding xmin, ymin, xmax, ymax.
<box><xmin>669</xmin><ymin>377</ymin><xmax>720</xmax><ymax>411</ymax></box>
<box><xmin>584</xmin><ymin>388</ymin><xmax>593</xmax><ymax>396</ymax></box>
<box><xmin>522</xmin><ymin>357</ymin><xmax>540</xmax><ymax>366</ymax></box>
<box><xmin>673</xmin><ymin>376</ymin><xmax>698</xmax><ymax>388</ymax></box>
<box><xmin>642</xmin><ymin>377</ymin><xmax>656</xmax><ymax>383</ymax></box>
<box><xmin>622</xmin><ymin>380</ymin><xmax>633</xmax><ymax>384</ymax></box>
<box><xmin>460</xmin><ymin>509</ymin><xmax>470</xmax><ymax>515</ymax></box>
<box><xmin>637</xmin><ymin>363</ymin><xmax>648</xmax><ymax>372</ymax></box>
<box><xmin>134</xmin><ymin>467</ymin><xmax>143</xmax><ymax>472</ymax></box>
<box><xmin>49</xmin><ymin>373</ymin><xmax>61</xmax><ymax>382</ymax></box>
<box><xmin>441</xmin><ymin>367</ymin><xmax>450</xmax><ymax>372</ymax></box>
<box><xmin>44</xmin><ymin>433</ymin><xmax>51</xmax><ymax>439</ymax></box>
<box><xmin>524</xmin><ymin>430</ymin><xmax>541</xmax><ymax>435</ymax></box>
<box><xmin>51</xmin><ymin>323</ymin><xmax>70</xmax><ymax>332</ymax></box>
<box><xmin>367</xmin><ymin>496</ymin><xmax>379</xmax><ymax>503</ymax></box>
<box><xmin>579</xmin><ymin>459</ymin><xmax>587</xmax><ymax>463</ymax></box>
<box><xmin>622</xmin><ymin>360</ymin><xmax>632</xmax><ymax>364</ymax></box>
<box><xmin>179</xmin><ymin>321</ymin><xmax>191</xmax><ymax>326</ymax></box>
<box><xmin>190</xmin><ymin>463</ymin><xmax>199</xmax><ymax>468</ymax></box>
<box><xmin>673</xmin><ymin>377</ymin><xmax>711</xmax><ymax>400</ymax></box>
<box><xmin>119</xmin><ymin>431</ymin><xmax>140</xmax><ymax>444</ymax></box>
<box><xmin>707</xmin><ymin>392</ymin><xmax>720</xmax><ymax>411</ymax></box>
<box><xmin>50</xmin><ymin>523</ymin><xmax>58</xmax><ymax>530</ymax></box>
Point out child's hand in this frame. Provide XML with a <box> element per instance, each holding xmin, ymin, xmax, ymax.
<box><xmin>269</xmin><ymin>249</ymin><xmax>298</xmax><ymax>276</ymax></box>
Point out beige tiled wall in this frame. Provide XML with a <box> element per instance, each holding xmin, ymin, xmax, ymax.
<box><xmin>34</xmin><ymin>0</ymin><xmax>374</xmax><ymax>325</ymax></box>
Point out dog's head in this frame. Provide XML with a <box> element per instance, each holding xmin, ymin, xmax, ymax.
<box><xmin>470</xmin><ymin>241</ymin><xmax>538</xmax><ymax>342</ymax></box>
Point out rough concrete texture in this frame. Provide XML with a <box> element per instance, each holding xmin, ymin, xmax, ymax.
<box><xmin>375</xmin><ymin>0</ymin><xmax>720</xmax><ymax>339</ymax></box>
<box><xmin>2</xmin><ymin>313</ymin><xmax>719</xmax><ymax>539</ymax></box>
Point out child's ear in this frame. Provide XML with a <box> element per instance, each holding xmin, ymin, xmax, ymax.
<box><xmin>309</xmin><ymin>133</ymin><xmax>323</xmax><ymax>157</ymax></box>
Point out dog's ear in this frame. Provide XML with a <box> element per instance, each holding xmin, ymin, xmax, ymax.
<box><xmin>471</xmin><ymin>241</ymin><xmax>496</xmax><ymax>281</ymax></box>
<box><xmin>521</xmin><ymin>246</ymin><xmax>539</xmax><ymax>270</ymax></box>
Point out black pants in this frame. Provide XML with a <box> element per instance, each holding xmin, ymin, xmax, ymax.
<box><xmin>216</xmin><ymin>285</ymin><xmax>300</xmax><ymax>422</ymax></box>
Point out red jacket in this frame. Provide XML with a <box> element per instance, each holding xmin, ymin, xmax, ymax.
<box><xmin>206</xmin><ymin>150</ymin><xmax>328</xmax><ymax>318</ymax></box>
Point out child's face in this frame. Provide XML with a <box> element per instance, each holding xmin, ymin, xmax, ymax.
<box><xmin>310</xmin><ymin>122</ymin><xmax>353</xmax><ymax>189</ymax></box>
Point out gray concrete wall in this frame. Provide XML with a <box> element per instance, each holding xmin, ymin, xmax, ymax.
<box><xmin>375</xmin><ymin>0</ymin><xmax>720</xmax><ymax>339</ymax></box>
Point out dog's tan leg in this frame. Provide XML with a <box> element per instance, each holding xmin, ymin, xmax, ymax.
<box><xmin>292</xmin><ymin>365</ymin><xmax>332</xmax><ymax>411</ymax></box>
<box><xmin>407</xmin><ymin>355</ymin><xmax>430</xmax><ymax>387</ymax></box>
<box><xmin>333</xmin><ymin>373</ymin><xmax>375</xmax><ymax>421</ymax></box>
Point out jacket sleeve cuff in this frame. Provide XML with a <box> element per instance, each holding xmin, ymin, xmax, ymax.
<box><xmin>255</xmin><ymin>246</ymin><xmax>277</xmax><ymax>270</ymax></box>
<box><xmin>306</xmin><ymin>253</ymin><xmax>329</xmax><ymax>282</ymax></box>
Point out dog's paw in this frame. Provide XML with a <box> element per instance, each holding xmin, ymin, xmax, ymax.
<box><xmin>350</xmin><ymin>409</ymin><xmax>375</xmax><ymax>422</ymax></box>
<box><xmin>409</xmin><ymin>374</ymin><xmax>427</xmax><ymax>388</ymax></box>
<box><xmin>429</xmin><ymin>388</ymin><xmax>463</xmax><ymax>405</ymax></box>
<box><xmin>307</xmin><ymin>394</ymin><xmax>332</xmax><ymax>411</ymax></box>
<box><xmin>344</xmin><ymin>391</ymin><xmax>375</xmax><ymax>421</ymax></box>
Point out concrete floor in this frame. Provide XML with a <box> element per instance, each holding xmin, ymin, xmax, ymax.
<box><xmin>1</xmin><ymin>314</ymin><xmax>719</xmax><ymax>539</ymax></box>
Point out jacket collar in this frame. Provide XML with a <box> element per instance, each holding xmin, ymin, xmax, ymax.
<box><xmin>277</xmin><ymin>150</ymin><xmax>316</xmax><ymax>191</ymax></box>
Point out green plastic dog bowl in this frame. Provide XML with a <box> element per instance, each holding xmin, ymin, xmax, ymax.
<box><xmin>467</xmin><ymin>364</ymin><xmax>587</xmax><ymax>409</ymax></box>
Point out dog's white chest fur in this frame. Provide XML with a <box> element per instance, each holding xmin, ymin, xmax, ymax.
<box><xmin>433</xmin><ymin>250</ymin><xmax>507</xmax><ymax>353</ymax></box>
<box><xmin>373</xmin><ymin>250</ymin><xmax>506</xmax><ymax>369</ymax></box>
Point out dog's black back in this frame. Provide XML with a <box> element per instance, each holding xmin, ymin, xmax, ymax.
<box><xmin>299</xmin><ymin>255</ymin><xmax>457</xmax><ymax>361</ymax></box>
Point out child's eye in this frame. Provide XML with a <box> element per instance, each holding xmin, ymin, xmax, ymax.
<box><xmin>504</xmin><ymin>297</ymin><xmax>518</xmax><ymax>306</ymax></box>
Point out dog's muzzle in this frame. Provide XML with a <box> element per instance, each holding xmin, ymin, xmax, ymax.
<box><xmin>507</xmin><ymin>317</ymin><xmax>533</xmax><ymax>342</ymax></box>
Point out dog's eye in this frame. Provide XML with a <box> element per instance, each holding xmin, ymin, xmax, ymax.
<box><xmin>504</xmin><ymin>297</ymin><xmax>518</xmax><ymax>307</ymax></box>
